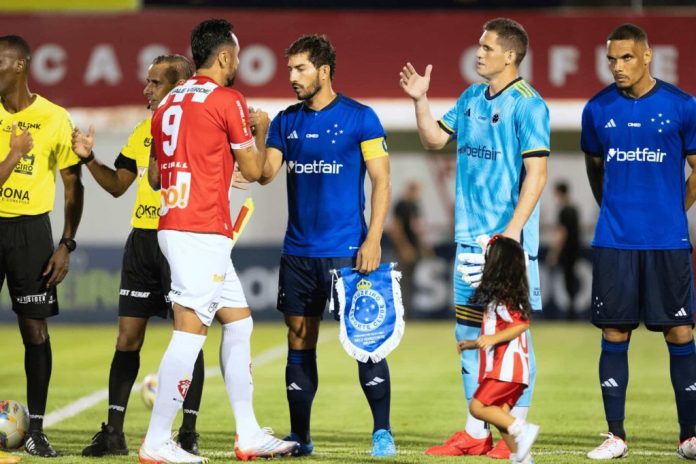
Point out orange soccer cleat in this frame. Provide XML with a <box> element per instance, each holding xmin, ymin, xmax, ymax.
<box><xmin>425</xmin><ymin>430</ymin><xmax>493</xmax><ymax>456</ymax></box>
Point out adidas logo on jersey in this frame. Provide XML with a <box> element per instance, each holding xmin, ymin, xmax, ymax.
<box><xmin>605</xmin><ymin>119</ymin><xmax>617</xmax><ymax>128</ymax></box>
<box><xmin>601</xmin><ymin>378</ymin><xmax>619</xmax><ymax>388</ymax></box>
<box><xmin>287</xmin><ymin>382</ymin><xmax>302</xmax><ymax>391</ymax></box>
<box><xmin>675</xmin><ymin>307</ymin><xmax>689</xmax><ymax>317</ymax></box>
<box><xmin>686</xmin><ymin>382</ymin><xmax>696</xmax><ymax>392</ymax></box>
<box><xmin>287</xmin><ymin>130</ymin><xmax>299</xmax><ymax>139</ymax></box>
<box><xmin>365</xmin><ymin>376</ymin><xmax>385</xmax><ymax>387</ymax></box>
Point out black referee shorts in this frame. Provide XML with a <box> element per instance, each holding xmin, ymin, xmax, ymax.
<box><xmin>118</xmin><ymin>228</ymin><xmax>171</xmax><ymax>319</ymax></box>
<box><xmin>0</xmin><ymin>213</ymin><xmax>58</xmax><ymax>319</ymax></box>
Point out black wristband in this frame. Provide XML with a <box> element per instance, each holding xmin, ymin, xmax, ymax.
<box><xmin>81</xmin><ymin>151</ymin><xmax>95</xmax><ymax>164</ymax></box>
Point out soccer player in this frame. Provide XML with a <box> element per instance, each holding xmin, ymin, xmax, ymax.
<box><xmin>140</xmin><ymin>19</ymin><xmax>297</xmax><ymax>463</ymax></box>
<box><xmin>582</xmin><ymin>24</ymin><xmax>696</xmax><ymax>460</ymax></box>
<box><xmin>400</xmin><ymin>18</ymin><xmax>548</xmax><ymax>460</ymax></box>
<box><xmin>257</xmin><ymin>35</ymin><xmax>395</xmax><ymax>457</ymax></box>
<box><xmin>72</xmin><ymin>55</ymin><xmax>206</xmax><ymax>457</ymax></box>
<box><xmin>0</xmin><ymin>35</ymin><xmax>84</xmax><ymax>457</ymax></box>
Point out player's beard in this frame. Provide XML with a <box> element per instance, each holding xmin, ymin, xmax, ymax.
<box><xmin>294</xmin><ymin>76</ymin><xmax>321</xmax><ymax>101</ymax></box>
<box><xmin>225</xmin><ymin>69</ymin><xmax>237</xmax><ymax>87</ymax></box>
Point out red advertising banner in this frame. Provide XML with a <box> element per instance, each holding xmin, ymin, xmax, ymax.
<box><xmin>1</xmin><ymin>10</ymin><xmax>695</xmax><ymax>107</ymax></box>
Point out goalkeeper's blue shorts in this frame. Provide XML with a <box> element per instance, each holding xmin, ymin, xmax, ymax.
<box><xmin>591</xmin><ymin>247</ymin><xmax>694</xmax><ymax>331</ymax></box>
<box><xmin>453</xmin><ymin>243</ymin><xmax>542</xmax><ymax>325</ymax></box>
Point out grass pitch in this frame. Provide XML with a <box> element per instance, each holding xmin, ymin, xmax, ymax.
<box><xmin>0</xmin><ymin>320</ymin><xmax>687</xmax><ymax>463</ymax></box>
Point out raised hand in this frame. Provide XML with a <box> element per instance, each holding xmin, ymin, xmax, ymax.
<box><xmin>9</xmin><ymin>122</ymin><xmax>33</xmax><ymax>156</ymax></box>
<box><xmin>71</xmin><ymin>125</ymin><xmax>95</xmax><ymax>159</ymax></box>
<box><xmin>399</xmin><ymin>62</ymin><xmax>432</xmax><ymax>101</ymax></box>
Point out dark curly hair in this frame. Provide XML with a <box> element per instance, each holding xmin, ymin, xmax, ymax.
<box><xmin>470</xmin><ymin>235</ymin><xmax>531</xmax><ymax>320</ymax></box>
<box><xmin>286</xmin><ymin>34</ymin><xmax>336</xmax><ymax>80</ymax></box>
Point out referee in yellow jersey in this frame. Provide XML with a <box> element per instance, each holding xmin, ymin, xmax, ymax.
<box><xmin>72</xmin><ymin>55</ymin><xmax>206</xmax><ymax>457</ymax></box>
<box><xmin>0</xmin><ymin>35</ymin><xmax>84</xmax><ymax>457</ymax></box>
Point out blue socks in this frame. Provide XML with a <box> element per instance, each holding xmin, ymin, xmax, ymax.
<box><xmin>599</xmin><ymin>339</ymin><xmax>629</xmax><ymax>440</ymax></box>
<box><xmin>285</xmin><ymin>349</ymin><xmax>317</xmax><ymax>443</ymax></box>
<box><xmin>667</xmin><ymin>340</ymin><xmax>696</xmax><ymax>442</ymax></box>
<box><xmin>358</xmin><ymin>359</ymin><xmax>391</xmax><ymax>433</ymax></box>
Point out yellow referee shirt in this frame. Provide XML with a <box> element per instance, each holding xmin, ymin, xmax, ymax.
<box><xmin>0</xmin><ymin>95</ymin><xmax>80</xmax><ymax>217</ymax></box>
<box><xmin>119</xmin><ymin>117</ymin><xmax>160</xmax><ymax>230</ymax></box>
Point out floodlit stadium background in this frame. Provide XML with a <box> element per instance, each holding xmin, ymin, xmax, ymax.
<box><xmin>1</xmin><ymin>0</ymin><xmax>696</xmax><ymax>321</ymax></box>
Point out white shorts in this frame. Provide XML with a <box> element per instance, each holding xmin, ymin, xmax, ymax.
<box><xmin>157</xmin><ymin>230</ymin><xmax>248</xmax><ymax>326</ymax></box>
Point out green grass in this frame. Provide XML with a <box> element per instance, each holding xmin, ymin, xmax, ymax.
<box><xmin>0</xmin><ymin>321</ymin><xmax>687</xmax><ymax>463</ymax></box>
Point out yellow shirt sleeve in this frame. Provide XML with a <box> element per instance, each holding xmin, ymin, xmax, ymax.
<box><xmin>360</xmin><ymin>137</ymin><xmax>389</xmax><ymax>161</ymax></box>
<box><xmin>56</xmin><ymin>112</ymin><xmax>80</xmax><ymax>170</ymax></box>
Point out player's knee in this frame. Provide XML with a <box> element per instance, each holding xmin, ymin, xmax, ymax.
<box><xmin>286</xmin><ymin>317</ymin><xmax>319</xmax><ymax>349</ymax></box>
<box><xmin>116</xmin><ymin>331</ymin><xmax>145</xmax><ymax>351</ymax></box>
<box><xmin>663</xmin><ymin>325</ymin><xmax>694</xmax><ymax>344</ymax></box>
<box><xmin>602</xmin><ymin>327</ymin><xmax>631</xmax><ymax>343</ymax></box>
<box><xmin>18</xmin><ymin>318</ymin><xmax>48</xmax><ymax>345</ymax></box>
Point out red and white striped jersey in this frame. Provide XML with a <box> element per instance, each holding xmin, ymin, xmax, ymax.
<box><xmin>479</xmin><ymin>303</ymin><xmax>530</xmax><ymax>385</ymax></box>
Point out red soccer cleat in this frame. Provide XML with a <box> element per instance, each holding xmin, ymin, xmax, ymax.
<box><xmin>487</xmin><ymin>438</ymin><xmax>511</xmax><ymax>459</ymax></box>
<box><xmin>425</xmin><ymin>430</ymin><xmax>492</xmax><ymax>456</ymax></box>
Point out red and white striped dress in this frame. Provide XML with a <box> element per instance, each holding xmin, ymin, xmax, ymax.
<box><xmin>478</xmin><ymin>302</ymin><xmax>530</xmax><ymax>385</ymax></box>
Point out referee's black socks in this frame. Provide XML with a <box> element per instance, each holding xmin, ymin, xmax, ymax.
<box><xmin>24</xmin><ymin>337</ymin><xmax>52</xmax><ymax>432</ymax></box>
<box><xmin>107</xmin><ymin>349</ymin><xmax>140</xmax><ymax>432</ymax></box>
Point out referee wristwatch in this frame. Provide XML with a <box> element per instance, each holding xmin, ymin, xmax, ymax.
<box><xmin>59</xmin><ymin>238</ymin><xmax>77</xmax><ymax>253</ymax></box>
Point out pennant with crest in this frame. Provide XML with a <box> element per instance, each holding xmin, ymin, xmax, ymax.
<box><xmin>330</xmin><ymin>263</ymin><xmax>405</xmax><ymax>363</ymax></box>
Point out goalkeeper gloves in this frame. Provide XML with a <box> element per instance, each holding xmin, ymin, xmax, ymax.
<box><xmin>456</xmin><ymin>234</ymin><xmax>491</xmax><ymax>288</ymax></box>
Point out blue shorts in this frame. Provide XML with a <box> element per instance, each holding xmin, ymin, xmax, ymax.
<box><xmin>453</xmin><ymin>243</ymin><xmax>541</xmax><ymax>326</ymax></box>
<box><xmin>591</xmin><ymin>247</ymin><xmax>695</xmax><ymax>330</ymax></box>
<box><xmin>276</xmin><ymin>254</ymin><xmax>354</xmax><ymax>318</ymax></box>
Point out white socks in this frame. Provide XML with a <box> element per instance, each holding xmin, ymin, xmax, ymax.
<box><xmin>508</xmin><ymin>417</ymin><xmax>526</xmax><ymax>437</ymax></box>
<box><xmin>511</xmin><ymin>405</ymin><xmax>529</xmax><ymax>421</ymax></box>
<box><xmin>144</xmin><ymin>330</ymin><xmax>206</xmax><ymax>449</ymax></box>
<box><xmin>220</xmin><ymin>317</ymin><xmax>261</xmax><ymax>443</ymax></box>
<box><xmin>465</xmin><ymin>411</ymin><xmax>490</xmax><ymax>439</ymax></box>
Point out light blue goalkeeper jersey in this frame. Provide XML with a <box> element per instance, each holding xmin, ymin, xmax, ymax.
<box><xmin>439</xmin><ymin>77</ymin><xmax>550</xmax><ymax>256</ymax></box>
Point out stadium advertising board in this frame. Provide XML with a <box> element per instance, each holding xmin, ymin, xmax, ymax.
<box><xmin>0</xmin><ymin>11</ymin><xmax>694</xmax><ymax>107</ymax></box>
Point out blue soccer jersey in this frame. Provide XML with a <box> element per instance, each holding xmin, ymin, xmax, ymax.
<box><xmin>439</xmin><ymin>78</ymin><xmax>550</xmax><ymax>256</ymax></box>
<box><xmin>581</xmin><ymin>80</ymin><xmax>696</xmax><ymax>250</ymax></box>
<box><xmin>267</xmin><ymin>94</ymin><xmax>388</xmax><ymax>257</ymax></box>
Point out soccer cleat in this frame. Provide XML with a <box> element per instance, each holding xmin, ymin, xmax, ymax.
<box><xmin>587</xmin><ymin>433</ymin><xmax>628</xmax><ymax>460</ymax></box>
<box><xmin>425</xmin><ymin>430</ymin><xmax>492</xmax><ymax>456</ymax></box>
<box><xmin>283</xmin><ymin>432</ymin><xmax>314</xmax><ymax>456</ymax></box>
<box><xmin>511</xmin><ymin>452</ymin><xmax>535</xmax><ymax>464</ymax></box>
<box><xmin>138</xmin><ymin>439</ymin><xmax>206</xmax><ymax>463</ymax></box>
<box><xmin>514</xmin><ymin>423</ymin><xmax>540</xmax><ymax>460</ymax></box>
<box><xmin>234</xmin><ymin>427</ymin><xmax>299</xmax><ymax>461</ymax></box>
<box><xmin>24</xmin><ymin>430</ymin><xmax>58</xmax><ymax>457</ymax></box>
<box><xmin>82</xmin><ymin>422</ymin><xmax>129</xmax><ymax>456</ymax></box>
<box><xmin>177</xmin><ymin>427</ymin><xmax>200</xmax><ymax>455</ymax></box>
<box><xmin>486</xmin><ymin>438</ymin><xmax>511</xmax><ymax>459</ymax></box>
<box><xmin>371</xmin><ymin>429</ymin><xmax>397</xmax><ymax>457</ymax></box>
<box><xmin>678</xmin><ymin>436</ymin><xmax>696</xmax><ymax>460</ymax></box>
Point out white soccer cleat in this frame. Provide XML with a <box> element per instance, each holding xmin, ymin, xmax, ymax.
<box><xmin>139</xmin><ymin>439</ymin><xmax>207</xmax><ymax>463</ymax></box>
<box><xmin>514</xmin><ymin>423</ymin><xmax>540</xmax><ymax>459</ymax></box>
<box><xmin>234</xmin><ymin>427</ymin><xmax>299</xmax><ymax>461</ymax></box>
<box><xmin>678</xmin><ymin>436</ymin><xmax>696</xmax><ymax>460</ymax></box>
<box><xmin>587</xmin><ymin>433</ymin><xmax>628</xmax><ymax>460</ymax></box>
<box><xmin>511</xmin><ymin>453</ymin><xmax>535</xmax><ymax>464</ymax></box>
